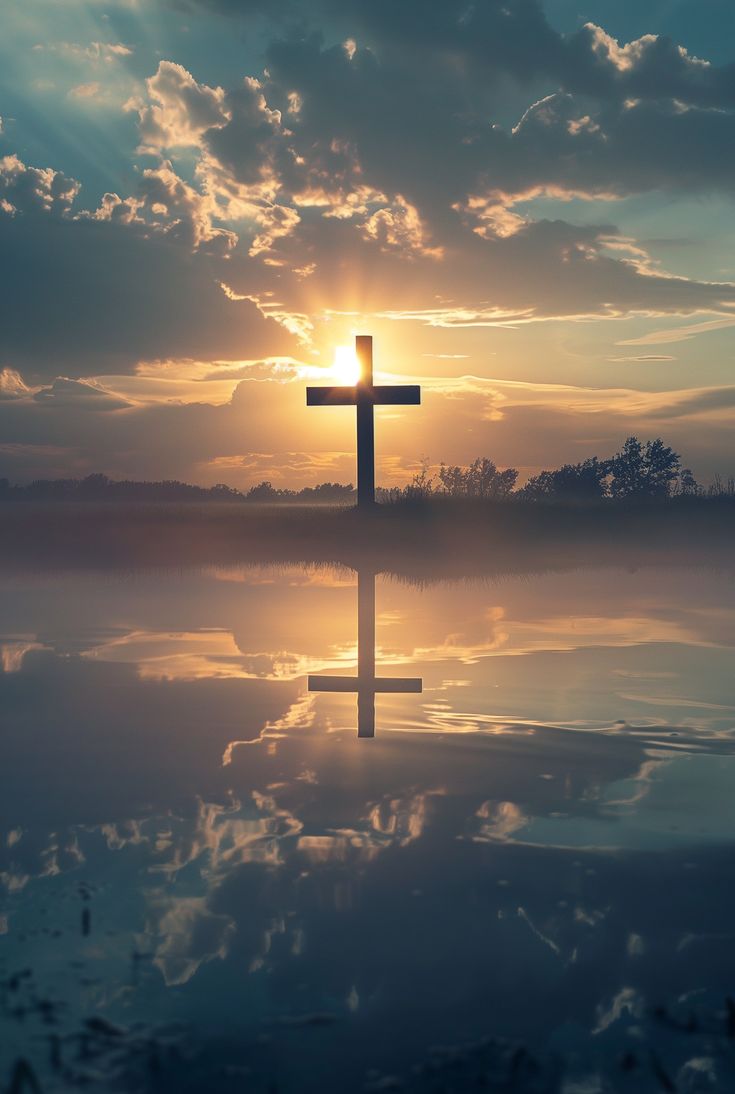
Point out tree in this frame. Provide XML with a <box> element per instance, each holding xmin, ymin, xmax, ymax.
<box><xmin>520</xmin><ymin>457</ymin><xmax>609</xmax><ymax>502</ymax></box>
<box><xmin>246</xmin><ymin>480</ymin><xmax>280</xmax><ymax>501</ymax></box>
<box><xmin>516</xmin><ymin>470</ymin><xmax>555</xmax><ymax>502</ymax></box>
<box><xmin>210</xmin><ymin>483</ymin><xmax>243</xmax><ymax>499</ymax></box>
<box><xmin>401</xmin><ymin>456</ymin><xmax>436</xmax><ymax>500</ymax></box>
<box><xmin>608</xmin><ymin>437</ymin><xmax>681</xmax><ymax>499</ymax></box>
<box><xmin>78</xmin><ymin>473</ymin><xmax>111</xmax><ymax>499</ymax></box>
<box><xmin>675</xmin><ymin>468</ymin><xmax>701</xmax><ymax>496</ymax></box>
<box><xmin>708</xmin><ymin>473</ymin><xmax>735</xmax><ymax>498</ymax></box>
<box><xmin>438</xmin><ymin>457</ymin><xmax>517</xmax><ymax>498</ymax></box>
<box><xmin>301</xmin><ymin>482</ymin><xmax>355</xmax><ymax>501</ymax></box>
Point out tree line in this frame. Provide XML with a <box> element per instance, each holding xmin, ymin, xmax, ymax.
<box><xmin>0</xmin><ymin>474</ymin><xmax>355</xmax><ymax>503</ymax></box>
<box><xmin>0</xmin><ymin>438</ymin><xmax>733</xmax><ymax>504</ymax></box>
<box><xmin>390</xmin><ymin>437</ymin><xmax>715</xmax><ymax>503</ymax></box>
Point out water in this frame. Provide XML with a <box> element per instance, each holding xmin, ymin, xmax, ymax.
<box><xmin>2</xmin><ymin>562</ymin><xmax>735</xmax><ymax>1091</ymax></box>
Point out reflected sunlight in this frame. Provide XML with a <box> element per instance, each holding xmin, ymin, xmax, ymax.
<box><xmin>332</xmin><ymin>344</ymin><xmax>361</xmax><ymax>386</ymax></box>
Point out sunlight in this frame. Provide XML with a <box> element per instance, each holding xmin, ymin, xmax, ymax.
<box><xmin>332</xmin><ymin>344</ymin><xmax>361</xmax><ymax>385</ymax></box>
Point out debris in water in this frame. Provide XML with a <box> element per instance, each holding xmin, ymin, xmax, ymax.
<box><xmin>7</xmin><ymin>1057</ymin><xmax>43</xmax><ymax>1094</ymax></box>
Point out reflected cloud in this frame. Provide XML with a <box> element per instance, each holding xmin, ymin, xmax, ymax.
<box><xmin>2</xmin><ymin>550</ymin><xmax>735</xmax><ymax>1094</ymax></box>
<box><xmin>474</xmin><ymin>800</ymin><xmax>528</xmax><ymax>842</ymax></box>
<box><xmin>81</xmin><ymin>627</ymin><xmax>358</xmax><ymax>682</ymax></box>
<box><xmin>150</xmin><ymin>896</ymin><xmax>236</xmax><ymax>987</ymax></box>
<box><xmin>1</xmin><ymin>640</ymin><xmax>47</xmax><ymax>672</ymax></box>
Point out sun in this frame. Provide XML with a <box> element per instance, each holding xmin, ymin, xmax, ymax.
<box><xmin>332</xmin><ymin>344</ymin><xmax>361</xmax><ymax>386</ymax></box>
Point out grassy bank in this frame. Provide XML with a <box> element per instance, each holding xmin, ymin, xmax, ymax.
<box><xmin>1</xmin><ymin>496</ymin><xmax>734</xmax><ymax>578</ymax></box>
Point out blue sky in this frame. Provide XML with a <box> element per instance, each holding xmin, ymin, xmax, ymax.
<box><xmin>1</xmin><ymin>0</ymin><xmax>734</xmax><ymax>487</ymax></box>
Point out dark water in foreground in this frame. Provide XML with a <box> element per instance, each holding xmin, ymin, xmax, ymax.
<box><xmin>2</xmin><ymin>563</ymin><xmax>735</xmax><ymax>1092</ymax></box>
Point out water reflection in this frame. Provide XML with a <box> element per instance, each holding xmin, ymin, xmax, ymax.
<box><xmin>1</xmin><ymin>562</ymin><xmax>735</xmax><ymax>1091</ymax></box>
<box><xmin>309</xmin><ymin>567</ymin><xmax>422</xmax><ymax>737</ymax></box>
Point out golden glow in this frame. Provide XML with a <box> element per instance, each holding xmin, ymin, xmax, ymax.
<box><xmin>332</xmin><ymin>344</ymin><xmax>361</xmax><ymax>386</ymax></box>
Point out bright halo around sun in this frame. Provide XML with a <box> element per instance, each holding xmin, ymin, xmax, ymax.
<box><xmin>332</xmin><ymin>344</ymin><xmax>361</xmax><ymax>385</ymax></box>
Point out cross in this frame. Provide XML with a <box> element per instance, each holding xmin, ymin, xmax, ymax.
<box><xmin>306</xmin><ymin>334</ymin><xmax>421</xmax><ymax>507</ymax></box>
<box><xmin>308</xmin><ymin>568</ymin><xmax>422</xmax><ymax>738</ymax></box>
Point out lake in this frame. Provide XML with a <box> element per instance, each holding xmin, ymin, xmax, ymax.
<box><xmin>2</xmin><ymin>561</ymin><xmax>735</xmax><ymax>1092</ymax></box>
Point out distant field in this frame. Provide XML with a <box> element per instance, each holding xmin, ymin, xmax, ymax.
<box><xmin>1</xmin><ymin>497</ymin><xmax>734</xmax><ymax>578</ymax></box>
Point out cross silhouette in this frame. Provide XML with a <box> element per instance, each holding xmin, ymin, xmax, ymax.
<box><xmin>308</xmin><ymin>569</ymin><xmax>422</xmax><ymax>738</ymax></box>
<box><xmin>306</xmin><ymin>334</ymin><xmax>421</xmax><ymax>507</ymax></box>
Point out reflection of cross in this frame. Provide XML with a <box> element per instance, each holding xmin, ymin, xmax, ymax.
<box><xmin>308</xmin><ymin>570</ymin><xmax>422</xmax><ymax>738</ymax></box>
<box><xmin>306</xmin><ymin>334</ymin><xmax>421</xmax><ymax>508</ymax></box>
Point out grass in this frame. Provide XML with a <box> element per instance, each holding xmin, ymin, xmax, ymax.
<box><xmin>1</xmin><ymin>495</ymin><xmax>734</xmax><ymax>578</ymax></box>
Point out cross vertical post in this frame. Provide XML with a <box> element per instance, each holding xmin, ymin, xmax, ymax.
<box><xmin>357</xmin><ymin>567</ymin><xmax>376</xmax><ymax>736</ymax></box>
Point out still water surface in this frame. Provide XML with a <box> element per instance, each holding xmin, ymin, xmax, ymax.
<box><xmin>2</xmin><ymin>563</ymin><xmax>735</xmax><ymax>1091</ymax></box>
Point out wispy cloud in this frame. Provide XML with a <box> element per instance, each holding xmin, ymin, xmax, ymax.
<box><xmin>618</xmin><ymin>317</ymin><xmax>735</xmax><ymax>345</ymax></box>
<box><xmin>607</xmin><ymin>355</ymin><xmax>677</xmax><ymax>362</ymax></box>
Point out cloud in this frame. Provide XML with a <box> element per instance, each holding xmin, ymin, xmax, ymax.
<box><xmin>0</xmin><ymin>154</ymin><xmax>297</xmax><ymax>379</ymax></box>
<box><xmin>607</xmin><ymin>355</ymin><xmax>677</xmax><ymax>362</ymax></box>
<box><xmin>33</xmin><ymin>41</ymin><xmax>133</xmax><ymax>63</ymax></box>
<box><xmin>645</xmin><ymin>386</ymin><xmax>735</xmax><ymax>419</ymax></box>
<box><xmin>0</xmin><ymin>368</ymin><xmax>32</xmax><ymax>400</ymax></box>
<box><xmin>152</xmin><ymin>896</ymin><xmax>235</xmax><ymax>986</ymax></box>
<box><xmin>68</xmin><ymin>82</ymin><xmax>102</xmax><ymax>99</ymax></box>
<box><xmin>45</xmin><ymin>23</ymin><xmax>735</xmax><ymax>340</ymax></box>
<box><xmin>0</xmin><ymin>441</ymin><xmax>83</xmax><ymax>479</ymax></box>
<box><xmin>2</xmin><ymin>365</ymin><xmax>734</xmax><ymax>487</ymax></box>
<box><xmin>133</xmin><ymin>60</ymin><xmax>229</xmax><ymax>151</ymax></box>
<box><xmin>136</xmin><ymin>161</ymin><xmax>238</xmax><ymax>253</ymax></box>
<box><xmin>33</xmin><ymin>377</ymin><xmax>132</xmax><ymax>410</ymax></box>
<box><xmin>493</xmin><ymin>91</ymin><xmax>735</xmax><ymax>201</ymax></box>
<box><xmin>4</xmin><ymin>3</ymin><xmax>735</xmax><ymax>481</ymax></box>
<box><xmin>0</xmin><ymin>153</ymin><xmax>80</xmax><ymax>215</ymax></box>
<box><xmin>618</xmin><ymin>316</ymin><xmax>735</xmax><ymax>345</ymax></box>
<box><xmin>204</xmin><ymin>449</ymin><xmax>354</xmax><ymax>483</ymax></box>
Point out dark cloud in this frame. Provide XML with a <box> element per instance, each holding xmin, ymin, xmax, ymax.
<box><xmin>219</xmin><ymin>207</ymin><xmax>735</xmax><ymax>327</ymax></box>
<box><xmin>33</xmin><ymin>377</ymin><xmax>132</xmax><ymax>410</ymax></box>
<box><xmin>170</xmin><ymin>0</ymin><xmax>735</xmax><ymax>109</ymax></box>
<box><xmin>159</xmin><ymin>24</ymin><xmax>735</xmax><ymax>322</ymax></box>
<box><xmin>647</xmin><ymin>386</ymin><xmax>735</xmax><ymax>419</ymax></box>
<box><xmin>502</xmin><ymin>92</ymin><xmax>735</xmax><ymax>197</ymax></box>
<box><xmin>5</xmin><ymin>5</ymin><xmax>729</xmax><ymax>391</ymax></box>
<box><xmin>0</xmin><ymin>155</ymin><xmax>297</xmax><ymax>381</ymax></box>
<box><xmin>2</xmin><ymin>367</ymin><xmax>735</xmax><ymax>486</ymax></box>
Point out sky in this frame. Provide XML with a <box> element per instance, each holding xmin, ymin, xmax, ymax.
<box><xmin>1</xmin><ymin>0</ymin><xmax>734</xmax><ymax>488</ymax></box>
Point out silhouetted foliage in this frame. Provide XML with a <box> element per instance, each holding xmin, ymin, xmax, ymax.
<box><xmin>708</xmin><ymin>473</ymin><xmax>735</xmax><ymax>498</ymax></box>
<box><xmin>0</xmin><ymin>474</ymin><xmax>356</xmax><ymax>504</ymax></box>
<box><xmin>298</xmin><ymin>481</ymin><xmax>356</xmax><ymax>502</ymax></box>
<box><xmin>674</xmin><ymin>468</ymin><xmax>702</xmax><ymax>497</ymax></box>
<box><xmin>245</xmin><ymin>480</ymin><xmax>355</xmax><ymax>502</ymax></box>
<box><xmin>246</xmin><ymin>480</ymin><xmax>280</xmax><ymax>501</ymax></box>
<box><xmin>608</xmin><ymin>437</ymin><xmax>681</xmax><ymax>499</ymax></box>
<box><xmin>519</xmin><ymin>458</ymin><xmax>609</xmax><ymax>503</ymax></box>
<box><xmin>0</xmin><ymin>438</ymin><xmax>723</xmax><ymax>507</ymax></box>
<box><xmin>382</xmin><ymin>438</ymin><xmax>708</xmax><ymax>506</ymax></box>
<box><xmin>438</xmin><ymin>457</ymin><xmax>517</xmax><ymax>499</ymax></box>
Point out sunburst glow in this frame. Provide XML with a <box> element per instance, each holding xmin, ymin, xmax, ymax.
<box><xmin>332</xmin><ymin>344</ymin><xmax>361</xmax><ymax>385</ymax></box>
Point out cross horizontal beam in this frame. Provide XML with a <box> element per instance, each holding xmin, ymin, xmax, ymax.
<box><xmin>308</xmin><ymin>675</ymin><xmax>422</xmax><ymax>694</ymax></box>
<box><xmin>306</xmin><ymin>385</ymin><xmax>421</xmax><ymax>407</ymax></box>
<box><xmin>306</xmin><ymin>386</ymin><xmax>356</xmax><ymax>406</ymax></box>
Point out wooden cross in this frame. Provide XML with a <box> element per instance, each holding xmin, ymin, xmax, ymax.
<box><xmin>306</xmin><ymin>334</ymin><xmax>421</xmax><ymax>507</ymax></box>
<box><xmin>308</xmin><ymin>569</ymin><xmax>422</xmax><ymax>738</ymax></box>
